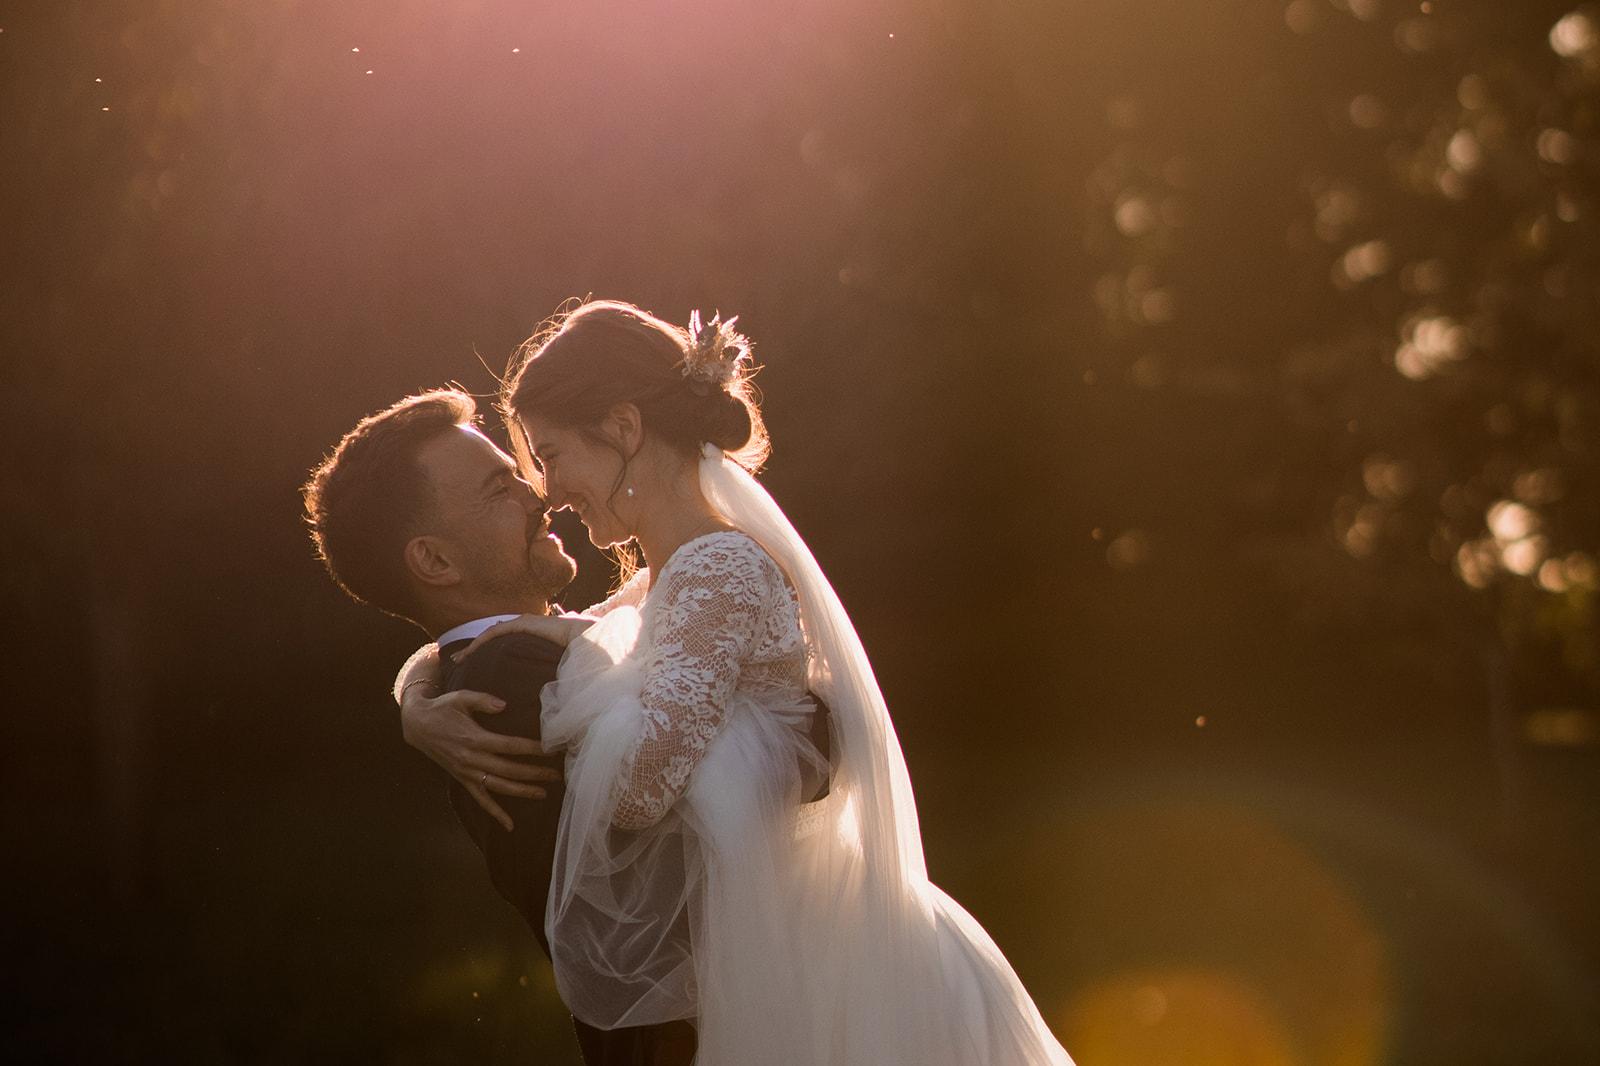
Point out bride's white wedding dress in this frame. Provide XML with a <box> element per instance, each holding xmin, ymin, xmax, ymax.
<box><xmin>541</xmin><ymin>447</ymin><xmax>1073</xmax><ymax>1065</ymax></box>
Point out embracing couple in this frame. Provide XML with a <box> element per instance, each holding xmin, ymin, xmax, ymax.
<box><xmin>302</xmin><ymin>301</ymin><xmax>1074</xmax><ymax>1065</ymax></box>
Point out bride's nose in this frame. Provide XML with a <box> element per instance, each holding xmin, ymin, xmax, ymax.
<box><xmin>541</xmin><ymin>471</ymin><xmax>570</xmax><ymax>510</ymax></box>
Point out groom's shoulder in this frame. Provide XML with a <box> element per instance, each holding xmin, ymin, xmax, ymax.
<box><xmin>445</xmin><ymin>632</ymin><xmax>564</xmax><ymax>694</ymax></box>
<box><xmin>463</xmin><ymin>632</ymin><xmax>565</xmax><ymax>670</ymax></box>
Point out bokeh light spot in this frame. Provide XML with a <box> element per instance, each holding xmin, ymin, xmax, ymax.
<box><xmin>1488</xmin><ymin>499</ymin><xmax>1538</xmax><ymax>543</ymax></box>
<box><xmin>1550</xmin><ymin>11</ymin><xmax>1599</xmax><ymax>58</ymax></box>
<box><xmin>1394</xmin><ymin>313</ymin><xmax>1467</xmax><ymax>379</ymax></box>
<box><xmin>1340</xmin><ymin>240</ymin><xmax>1391</xmax><ymax>284</ymax></box>
<box><xmin>1457</xmin><ymin>539</ymin><xmax>1499</xmax><ymax>588</ymax></box>
<box><xmin>1115</xmin><ymin>195</ymin><xmax>1158</xmax><ymax>237</ymax></box>
<box><xmin>1285</xmin><ymin>0</ymin><xmax>1320</xmax><ymax>35</ymax></box>
<box><xmin>1350</xmin><ymin>0</ymin><xmax>1382</xmax><ymax>22</ymax></box>
<box><xmin>1537</xmin><ymin>128</ymin><xmax>1577</xmax><ymax>165</ymax></box>
<box><xmin>1446</xmin><ymin>129</ymin><xmax>1483</xmax><ymax>173</ymax></box>
<box><xmin>1502</xmin><ymin>536</ymin><xmax>1548</xmax><ymax>576</ymax></box>
<box><xmin>1107</xmin><ymin>529</ymin><xmax>1152</xmax><ymax>570</ymax></box>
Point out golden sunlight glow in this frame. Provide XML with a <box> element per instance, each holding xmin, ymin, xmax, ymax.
<box><xmin>1053</xmin><ymin>802</ymin><xmax>1392</xmax><ymax>1066</ymax></box>
<box><xmin>1065</xmin><ymin>968</ymin><xmax>1299</xmax><ymax>1066</ymax></box>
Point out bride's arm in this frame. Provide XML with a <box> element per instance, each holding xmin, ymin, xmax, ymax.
<box><xmin>611</xmin><ymin>547</ymin><xmax>774</xmax><ymax>831</ymax></box>
<box><xmin>393</xmin><ymin>642</ymin><xmax>444</xmax><ymax>705</ymax></box>
<box><xmin>392</xmin><ymin>643</ymin><xmax>559</xmax><ymax>832</ymax></box>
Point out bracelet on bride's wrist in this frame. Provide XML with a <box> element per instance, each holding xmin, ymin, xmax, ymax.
<box><xmin>400</xmin><ymin>678</ymin><xmax>441</xmax><ymax>702</ymax></box>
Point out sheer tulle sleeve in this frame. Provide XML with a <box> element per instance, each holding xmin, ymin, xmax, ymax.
<box><xmin>584</xmin><ymin>568</ymin><xmax>650</xmax><ymax>618</ymax></box>
<box><xmin>611</xmin><ymin>536</ymin><xmax>778</xmax><ymax>830</ymax></box>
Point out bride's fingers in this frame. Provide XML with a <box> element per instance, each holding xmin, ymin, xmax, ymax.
<box><xmin>469</xmin><ymin>753</ymin><xmax>561</xmax><ymax>783</ymax></box>
<box><xmin>454</xmin><ymin>616</ymin><xmax>551</xmax><ymax>660</ymax></box>
<box><xmin>463</xmin><ymin>781</ymin><xmax>515</xmax><ymax>832</ymax></box>
<box><xmin>480</xmin><ymin>771</ymin><xmax>546</xmax><ymax>802</ymax></box>
<box><xmin>444</xmin><ymin>690</ymin><xmax>508</xmax><ymax>716</ymax></box>
<box><xmin>477</xmin><ymin>732</ymin><xmax>544</xmax><ymax>758</ymax></box>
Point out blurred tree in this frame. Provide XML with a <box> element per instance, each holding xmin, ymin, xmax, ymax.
<box><xmin>1084</xmin><ymin>0</ymin><xmax>1600</xmax><ymax>822</ymax></box>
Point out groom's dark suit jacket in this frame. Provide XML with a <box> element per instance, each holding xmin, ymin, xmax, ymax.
<box><xmin>439</xmin><ymin>631</ymin><xmax>698</xmax><ymax>1066</ymax></box>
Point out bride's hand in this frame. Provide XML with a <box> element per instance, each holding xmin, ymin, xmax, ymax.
<box><xmin>399</xmin><ymin>684</ymin><xmax>561</xmax><ymax>833</ymax></box>
<box><xmin>453</xmin><ymin>613</ymin><xmax>596</xmax><ymax>660</ymax></box>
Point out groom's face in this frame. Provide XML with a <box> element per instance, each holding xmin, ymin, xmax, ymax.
<box><xmin>414</xmin><ymin>425</ymin><xmax>576</xmax><ymax>608</ymax></box>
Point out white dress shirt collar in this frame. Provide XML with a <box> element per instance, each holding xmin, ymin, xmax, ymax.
<box><xmin>436</xmin><ymin>614</ymin><xmax>523</xmax><ymax>649</ymax></box>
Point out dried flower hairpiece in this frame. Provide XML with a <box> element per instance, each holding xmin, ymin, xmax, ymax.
<box><xmin>681</xmin><ymin>310</ymin><xmax>752</xmax><ymax>390</ymax></box>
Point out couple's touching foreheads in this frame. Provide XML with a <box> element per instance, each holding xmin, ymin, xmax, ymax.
<box><xmin>302</xmin><ymin>300</ymin><xmax>1074</xmax><ymax>1065</ymax></box>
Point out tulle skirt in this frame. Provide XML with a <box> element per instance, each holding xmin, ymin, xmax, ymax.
<box><xmin>541</xmin><ymin>605</ymin><xmax>1073</xmax><ymax>1065</ymax></box>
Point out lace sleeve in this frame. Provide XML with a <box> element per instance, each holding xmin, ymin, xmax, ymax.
<box><xmin>612</xmin><ymin>535</ymin><xmax>778</xmax><ymax>830</ymax></box>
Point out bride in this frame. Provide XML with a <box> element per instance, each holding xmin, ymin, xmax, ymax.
<box><xmin>398</xmin><ymin>300</ymin><xmax>1073</xmax><ymax>1065</ymax></box>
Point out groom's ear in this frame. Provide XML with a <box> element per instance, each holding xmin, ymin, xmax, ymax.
<box><xmin>603</xmin><ymin>402</ymin><xmax>643</xmax><ymax>455</ymax></box>
<box><xmin>403</xmin><ymin>534</ymin><xmax>460</xmax><ymax>588</ymax></box>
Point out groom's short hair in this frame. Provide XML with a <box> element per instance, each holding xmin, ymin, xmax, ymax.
<box><xmin>302</xmin><ymin>389</ymin><xmax>477</xmax><ymax>621</ymax></box>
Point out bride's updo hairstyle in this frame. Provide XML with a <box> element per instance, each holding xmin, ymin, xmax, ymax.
<box><xmin>502</xmin><ymin>299</ymin><xmax>770</xmax><ymax>495</ymax></box>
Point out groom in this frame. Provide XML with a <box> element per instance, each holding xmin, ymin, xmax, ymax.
<box><xmin>302</xmin><ymin>389</ymin><xmax>697</xmax><ymax>1066</ymax></box>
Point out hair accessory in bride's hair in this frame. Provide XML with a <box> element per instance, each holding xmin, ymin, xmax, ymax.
<box><xmin>681</xmin><ymin>310</ymin><xmax>752</xmax><ymax>391</ymax></box>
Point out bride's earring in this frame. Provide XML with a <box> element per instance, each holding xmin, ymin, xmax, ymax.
<box><xmin>625</xmin><ymin>486</ymin><xmax>635</xmax><ymax>498</ymax></box>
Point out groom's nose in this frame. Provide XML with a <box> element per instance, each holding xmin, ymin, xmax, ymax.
<box><xmin>526</xmin><ymin>488</ymin><xmax>551</xmax><ymax>521</ymax></box>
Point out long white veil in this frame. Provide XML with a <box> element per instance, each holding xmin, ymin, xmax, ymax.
<box><xmin>539</xmin><ymin>445</ymin><xmax>1073</xmax><ymax>1064</ymax></box>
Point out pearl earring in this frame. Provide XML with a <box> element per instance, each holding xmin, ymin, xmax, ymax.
<box><xmin>626</xmin><ymin>487</ymin><xmax>635</xmax><ymax>498</ymax></box>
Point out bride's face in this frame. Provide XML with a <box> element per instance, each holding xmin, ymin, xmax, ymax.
<box><xmin>519</xmin><ymin>414</ymin><xmax>632</xmax><ymax>548</ymax></box>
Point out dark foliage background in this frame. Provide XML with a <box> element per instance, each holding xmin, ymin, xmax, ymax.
<box><xmin>3</xmin><ymin>1</ymin><xmax>1597</xmax><ymax>1062</ymax></box>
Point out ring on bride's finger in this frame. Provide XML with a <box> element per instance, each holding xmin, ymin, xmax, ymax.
<box><xmin>480</xmin><ymin>773</ymin><xmax>488</xmax><ymax>786</ymax></box>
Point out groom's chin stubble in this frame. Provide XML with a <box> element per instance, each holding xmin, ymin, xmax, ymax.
<box><xmin>529</xmin><ymin>547</ymin><xmax>578</xmax><ymax>599</ymax></box>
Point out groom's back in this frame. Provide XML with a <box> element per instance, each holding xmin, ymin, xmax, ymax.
<box><xmin>440</xmin><ymin>631</ymin><xmax>566</xmax><ymax>953</ymax></box>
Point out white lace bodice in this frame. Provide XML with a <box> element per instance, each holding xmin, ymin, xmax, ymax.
<box><xmin>607</xmin><ymin>530</ymin><xmax>807</xmax><ymax>830</ymax></box>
